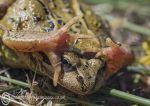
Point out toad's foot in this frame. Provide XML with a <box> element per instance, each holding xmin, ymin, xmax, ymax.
<box><xmin>102</xmin><ymin>38</ymin><xmax>134</xmax><ymax>79</ymax></box>
<box><xmin>1</xmin><ymin>15</ymin><xmax>83</xmax><ymax>52</ymax></box>
<box><xmin>79</xmin><ymin>38</ymin><xmax>134</xmax><ymax>79</ymax></box>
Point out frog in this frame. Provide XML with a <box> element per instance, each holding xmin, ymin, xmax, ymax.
<box><xmin>0</xmin><ymin>0</ymin><xmax>134</xmax><ymax>95</ymax></box>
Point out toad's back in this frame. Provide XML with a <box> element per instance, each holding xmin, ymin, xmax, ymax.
<box><xmin>0</xmin><ymin>0</ymin><xmax>112</xmax><ymax>95</ymax></box>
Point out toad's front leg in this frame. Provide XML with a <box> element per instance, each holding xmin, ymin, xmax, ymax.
<box><xmin>1</xmin><ymin>15</ymin><xmax>83</xmax><ymax>52</ymax></box>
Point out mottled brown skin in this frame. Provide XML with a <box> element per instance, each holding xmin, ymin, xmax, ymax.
<box><xmin>0</xmin><ymin>0</ymin><xmax>134</xmax><ymax>95</ymax></box>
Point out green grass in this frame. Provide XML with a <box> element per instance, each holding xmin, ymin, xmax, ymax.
<box><xmin>1</xmin><ymin>76</ymin><xmax>150</xmax><ymax>106</ymax></box>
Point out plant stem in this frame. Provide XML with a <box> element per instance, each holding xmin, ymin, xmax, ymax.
<box><xmin>0</xmin><ymin>76</ymin><xmax>30</xmax><ymax>88</ymax></box>
<box><xmin>101</xmin><ymin>87</ymin><xmax>150</xmax><ymax>106</ymax></box>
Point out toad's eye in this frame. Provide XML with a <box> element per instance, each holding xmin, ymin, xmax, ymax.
<box><xmin>62</xmin><ymin>58</ymin><xmax>69</xmax><ymax>65</ymax></box>
<box><xmin>62</xmin><ymin>58</ymin><xmax>75</xmax><ymax>72</ymax></box>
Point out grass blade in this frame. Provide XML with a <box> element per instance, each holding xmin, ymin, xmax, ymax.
<box><xmin>101</xmin><ymin>87</ymin><xmax>150</xmax><ymax>106</ymax></box>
